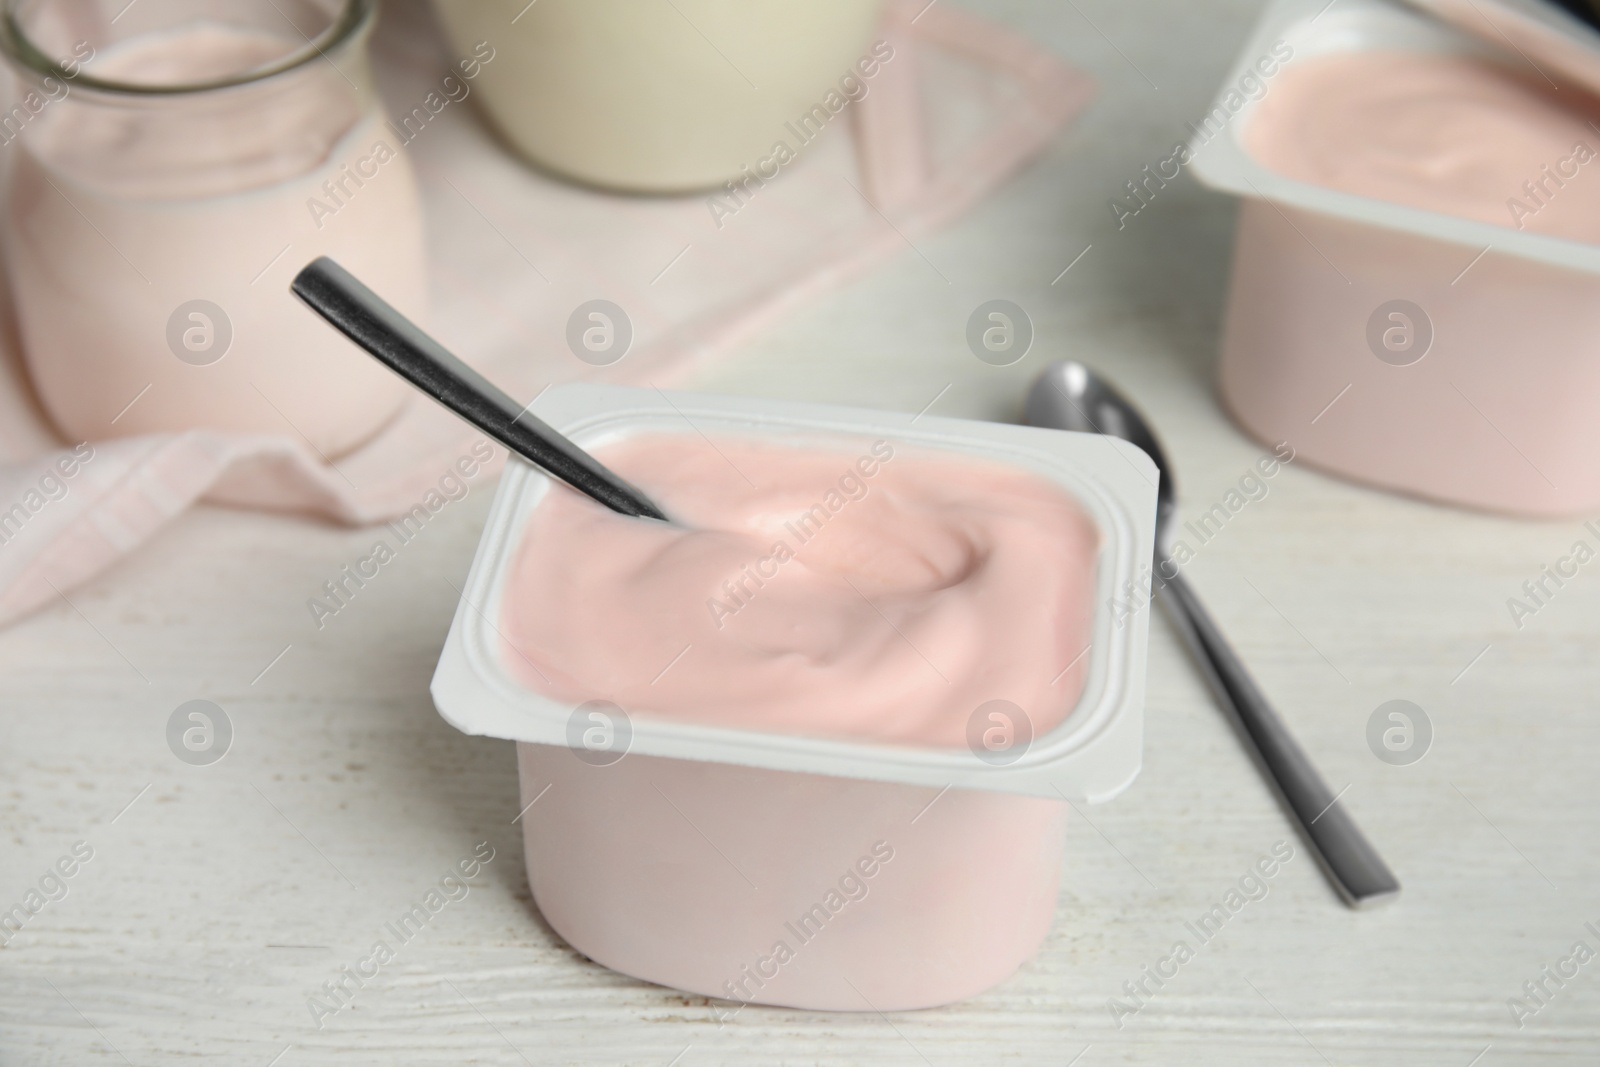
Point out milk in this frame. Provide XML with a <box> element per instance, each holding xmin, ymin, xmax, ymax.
<box><xmin>429</xmin><ymin>0</ymin><xmax>883</xmax><ymax>191</ymax></box>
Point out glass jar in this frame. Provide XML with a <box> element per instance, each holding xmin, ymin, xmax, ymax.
<box><xmin>0</xmin><ymin>0</ymin><xmax>427</xmax><ymax>457</ymax></box>
<box><xmin>430</xmin><ymin>0</ymin><xmax>883</xmax><ymax>192</ymax></box>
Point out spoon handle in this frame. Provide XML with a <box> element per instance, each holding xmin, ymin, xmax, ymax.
<box><xmin>1156</xmin><ymin>570</ymin><xmax>1400</xmax><ymax>908</ymax></box>
<box><xmin>291</xmin><ymin>257</ymin><xmax>668</xmax><ymax>522</ymax></box>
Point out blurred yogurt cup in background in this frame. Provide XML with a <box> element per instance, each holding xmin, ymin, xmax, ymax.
<box><xmin>432</xmin><ymin>385</ymin><xmax>1159</xmax><ymax>1011</ymax></box>
<box><xmin>428</xmin><ymin>0</ymin><xmax>885</xmax><ymax>192</ymax></box>
<box><xmin>1190</xmin><ymin>0</ymin><xmax>1600</xmax><ymax>516</ymax></box>
<box><xmin>0</xmin><ymin>0</ymin><xmax>426</xmax><ymax>457</ymax></box>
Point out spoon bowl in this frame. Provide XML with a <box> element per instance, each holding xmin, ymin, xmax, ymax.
<box><xmin>1024</xmin><ymin>360</ymin><xmax>1177</xmax><ymax>553</ymax></box>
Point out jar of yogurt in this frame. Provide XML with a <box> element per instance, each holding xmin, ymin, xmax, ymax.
<box><xmin>0</xmin><ymin>0</ymin><xmax>427</xmax><ymax>457</ymax></box>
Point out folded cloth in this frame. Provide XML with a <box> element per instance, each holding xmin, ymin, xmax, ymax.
<box><xmin>0</xmin><ymin>0</ymin><xmax>1093</xmax><ymax>628</ymax></box>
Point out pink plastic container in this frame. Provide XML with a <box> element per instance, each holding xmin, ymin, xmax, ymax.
<box><xmin>432</xmin><ymin>385</ymin><xmax>1157</xmax><ymax>1011</ymax></box>
<box><xmin>1190</xmin><ymin>0</ymin><xmax>1600</xmax><ymax>516</ymax></box>
<box><xmin>515</xmin><ymin>745</ymin><xmax>1068</xmax><ymax>1012</ymax></box>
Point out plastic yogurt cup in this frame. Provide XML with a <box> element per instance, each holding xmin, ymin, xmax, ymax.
<box><xmin>432</xmin><ymin>384</ymin><xmax>1158</xmax><ymax>1011</ymax></box>
<box><xmin>1190</xmin><ymin>0</ymin><xmax>1600</xmax><ymax>516</ymax></box>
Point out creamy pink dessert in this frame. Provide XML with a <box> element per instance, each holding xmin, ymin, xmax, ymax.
<box><xmin>1208</xmin><ymin>28</ymin><xmax>1600</xmax><ymax>515</ymax></box>
<box><xmin>493</xmin><ymin>426</ymin><xmax>1109</xmax><ymax>1010</ymax></box>
<box><xmin>1246</xmin><ymin>50</ymin><xmax>1600</xmax><ymax>240</ymax></box>
<box><xmin>500</xmin><ymin>432</ymin><xmax>1100</xmax><ymax>748</ymax></box>
<box><xmin>4</xmin><ymin>22</ymin><xmax>425</xmax><ymax>456</ymax></box>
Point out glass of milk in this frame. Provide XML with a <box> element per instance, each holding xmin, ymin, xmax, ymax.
<box><xmin>430</xmin><ymin>0</ymin><xmax>884</xmax><ymax>192</ymax></box>
<box><xmin>0</xmin><ymin>0</ymin><xmax>427</xmax><ymax>457</ymax></box>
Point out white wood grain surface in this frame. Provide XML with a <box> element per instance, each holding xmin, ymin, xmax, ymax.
<box><xmin>4</xmin><ymin>0</ymin><xmax>1599</xmax><ymax>1063</ymax></box>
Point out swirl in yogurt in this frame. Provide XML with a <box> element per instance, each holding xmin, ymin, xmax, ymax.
<box><xmin>500</xmin><ymin>433</ymin><xmax>1099</xmax><ymax>748</ymax></box>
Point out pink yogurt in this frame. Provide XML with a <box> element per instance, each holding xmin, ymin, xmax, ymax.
<box><xmin>1196</xmin><ymin>1</ymin><xmax>1600</xmax><ymax>516</ymax></box>
<box><xmin>500</xmin><ymin>433</ymin><xmax>1100</xmax><ymax>749</ymax></box>
<box><xmin>3</xmin><ymin>20</ymin><xmax>425</xmax><ymax>457</ymax></box>
<box><xmin>497</xmin><ymin>431</ymin><xmax>1103</xmax><ymax>1010</ymax></box>
<box><xmin>1245</xmin><ymin>50</ymin><xmax>1600</xmax><ymax>242</ymax></box>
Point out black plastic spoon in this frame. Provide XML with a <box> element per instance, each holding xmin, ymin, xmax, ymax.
<box><xmin>290</xmin><ymin>257</ymin><xmax>668</xmax><ymax>522</ymax></box>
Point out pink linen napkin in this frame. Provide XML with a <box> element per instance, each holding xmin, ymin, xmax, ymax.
<box><xmin>0</xmin><ymin>0</ymin><xmax>1093</xmax><ymax>627</ymax></box>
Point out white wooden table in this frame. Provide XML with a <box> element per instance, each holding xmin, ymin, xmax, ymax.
<box><xmin>4</xmin><ymin>1</ymin><xmax>1599</xmax><ymax>1063</ymax></box>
